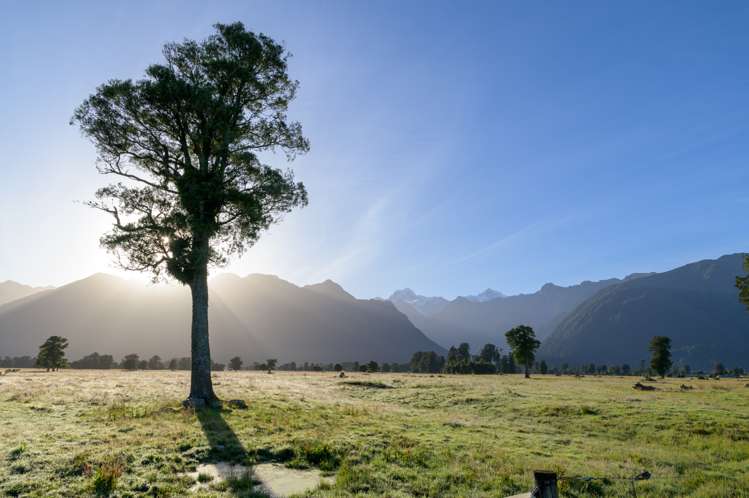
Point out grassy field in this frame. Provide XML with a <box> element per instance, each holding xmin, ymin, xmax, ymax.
<box><xmin>0</xmin><ymin>370</ymin><xmax>747</xmax><ymax>497</ymax></box>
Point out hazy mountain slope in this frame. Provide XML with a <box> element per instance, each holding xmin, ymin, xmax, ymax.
<box><xmin>303</xmin><ymin>279</ymin><xmax>356</xmax><ymax>301</ymax></box>
<box><xmin>0</xmin><ymin>273</ymin><xmax>443</xmax><ymax>364</ymax></box>
<box><xmin>392</xmin><ymin>279</ymin><xmax>621</xmax><ymax>349</ymax></box>
<box><xmin>389</xmin><ymin>298</ymin><xmax>497</xmax><ymax>350</ymax></box>
<box><xmin>0</xmin><ymin>274</ymin><xmax>261</xmax><ymax>362</ymax></box>
<box><xmin>0</xmin><ymin>281</ymin><xmax>51</xmax><ymax>306</ymax></box>
<box><xmin>212</xmin><ymin>274</ymin><xmax>445</xmax><ymax>363</ymax></box>
<box><xmin>541</xmin><ymin>254</ymin><xmax>749</xmax><ymax>369</ymax></box>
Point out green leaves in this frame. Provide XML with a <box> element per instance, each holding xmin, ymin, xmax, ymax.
<box><xmin>36</xmin><ymin>336</ymin><xmax>69</xmax><ymax>371</ymax></box>
<box><xmin>72</xmin><ymin>22</ymin><xmax>309</xmax><ymax>284</ymax></box>
<box><xmin>649</xmin><ymin>335</ymin><xmax>672</xmax><ymax>377</ymax></box>
<box><xmin>505</xmin><ymin>325</ymin><xmax>541</xmax><ymax>374</ymax></box>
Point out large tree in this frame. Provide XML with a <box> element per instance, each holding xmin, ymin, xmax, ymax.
<box><xmin>505</xmin><ymin>325</ymin><xmax>540</xmax><ymax>378</ymax></box>
<box><xmin>73</xmin><ymin>22</ymin><xmax>308</xmax><ymax>407</ymax></box>
<box><xmin>649</xmin><ymin>336</ymin><xmax>672</xmax><ymax>378</ymax></box>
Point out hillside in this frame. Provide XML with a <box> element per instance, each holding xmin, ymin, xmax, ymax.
<box><xmin>211</xmin><ymin>274</ymin><xmax>443</xmax><ymax>363</ymax></box>
<box><xmin>0</xmin><ymin>274</ymin><xmax>444</xmax><ymax>364</ymax></box>
<box><xmin>541</xmin><ymin>253</ymin><xmax>749</xmax><ymax>369</ymax></box>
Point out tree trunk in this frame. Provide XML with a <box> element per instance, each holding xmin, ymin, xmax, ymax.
<box><xmin>524</xmin><ymin>363</ymin><xmax>530</xmax><ymax>378</ymax></box>
<box><xmin>185</xmin><ymin>264</ymin><xmax>218</xmax><ymax>407</ymax></box>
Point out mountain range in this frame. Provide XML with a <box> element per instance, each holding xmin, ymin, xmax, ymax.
<box><xmin>1</xmin><ymin>253</ymin><xmax>747</xmax><ymax>369</ymax></box>
<box><xmin>389</xmin><ymin>278</ymin><xmax>624</xmax><ymax>350</ymax></box>
<box><xmin>0</xmin><ymin>273</ymin><xmax>443</xmax><ymax>364</ymax></box>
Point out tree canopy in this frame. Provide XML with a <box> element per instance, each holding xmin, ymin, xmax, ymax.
<box><xmin>505</xmin><ymin>325</ymin><xmax>541</xmax><ymax>378</ymax></box>
<box><xmin>72</xmin><ymin>22</ymin><xmax>308</xmax><ymax>285</ymax></box>
<box><xmin>649</xmin><ymin>336</ymin><xmax>672</xmax><ymax>377</ymax></box>
<box><xmin>478</xmin><ymin>343</ymin><xmax>499</xmax><ymax>364</ymax></box>
<box><xmin>229</xmin><ymin>356</ymin><xmax>243</xmax><ymax>371</ymax></box>
<box><xmin>36</xmin><ymin>336</ymin><xmax>69</xmax><ymax>371</ymax></box>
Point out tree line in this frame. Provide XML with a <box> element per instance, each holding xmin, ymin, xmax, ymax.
<box><xmin>412</xmin><ymin>325</ymin><xmax>542</xmax><ymax>377</ymax></box>
<box><xmin>9</xmin><ymin>331</ymin><xmax>745</xmax><ymax>378</ymax></box>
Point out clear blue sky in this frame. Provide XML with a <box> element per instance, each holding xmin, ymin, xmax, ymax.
<box><xmin>1</xmin><ymin>1</ymin><xmax>748</xmax><ymax>298</ymax></box>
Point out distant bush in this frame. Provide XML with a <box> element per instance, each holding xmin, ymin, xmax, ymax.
<box><xmin>0</xmin><ymin>356</ymin><xmax>36</xmax><ymax>368</ymax></box>
<box><xmin>121</xmin><ymin>354</ymin><xmax>139</xmax><ymax>371</ymax></box>
<box><xmin>443</xmin><ymin>343</ymin><xmax>503</xmax><ymax>374</ymax></box>
<box><xmin>411</xmin><ymin>351</ymin><xmax>445</xmax><ymax>373</ymax></box>
<box><xmin>71</xmin><ymin>353</ymin><xmax>115</xmax><ymax>369</ymax></box>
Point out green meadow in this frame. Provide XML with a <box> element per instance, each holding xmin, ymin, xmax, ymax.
<box><xmin>1</xmin><ymin>370</ymin><xmax>747</xmax><ymax>497</ymax></box>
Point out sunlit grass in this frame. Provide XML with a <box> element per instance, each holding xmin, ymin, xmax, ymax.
<box><xmin>0</xmin><ymin>370</ymin><xmax>746</xmax><ymax>496</ymax></box>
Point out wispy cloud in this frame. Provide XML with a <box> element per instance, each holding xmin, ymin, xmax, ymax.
<box><xmin>453</xmin><ymin>214</ymin><xmax>578</xmax><ymax>265</ymax></box>
<box><xmin>304</xmin><ymin>195</ymin><xmax>391</xmax><ymax>283</ymax></box>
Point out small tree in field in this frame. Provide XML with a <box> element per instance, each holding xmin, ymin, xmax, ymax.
<box><xmin>122</xmin><ymin>354</ymin><xmax>140</xmax><ymax>371</ymax></box>
<box><xmin>147</xmin><ymin>355</ymin><xmax>164</xmax><ymax>370</ymax></box>
<box><xmin>649</xmin><ymin>336</ymin><xmax>672</xmax><ymax>378</ymax></box>
<box><xmin>37</xmin><ymin>336</ymin><xmax>69</xmax><ymax>371</ymax></box>
<box><xmin>266</xmin><ymin>359</ymin><xmax>278</xmax><ymax>372</ymax></box>
<box><xmin>505</xmin><ymin>325</ymin><xmax>540</xmax><ymax>378</ymax></box>
<box><xmin>73</xmin><ymin>23</ymin><xmax>309</xmax><ymax>407</ymax></box>
<box><xmin>229</xmin><ymin>356</ymin><xmax>243</xmax><ymax>371</ymax></box>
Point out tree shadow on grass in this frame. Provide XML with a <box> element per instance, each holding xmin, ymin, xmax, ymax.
<box><xmin>196</xmin><ymin>408</ymin><xmax>270</xmax><ymax>497</ymax></box>
<box><xmin>196</xmin><ymin>408</ymin><xmax>249</xmax><ymax>463</ymax></box>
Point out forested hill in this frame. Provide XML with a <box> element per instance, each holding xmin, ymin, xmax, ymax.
<box><xmin>540</xmin><ymin>253</ymin><xmax>749</xmax><ymax>369</ymax></box>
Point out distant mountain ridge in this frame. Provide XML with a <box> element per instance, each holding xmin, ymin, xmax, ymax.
<box><xmin>390</xmin><ymin>278</ymin><xmax>622</xmax><ymax>349</ymax></box>
<box><xmin>540</xmin><ymin>253</ymin><xmax>749</xmax><ymax>369</ymax></box>
<box><xmin>0</xmin><ymin>281</ymin><xmax>51</xmax><ymax>306</ymax></box>
<box><xmin>464</xmin><ymin>289</ymin><xmax>506</xmax><ymax>302</ymax></box>
<box><xmin>388</xmin><ymin>289</ymin><xmax>449</xmax><ymax>316</ymax></box>
<box><xmin>0</xmin><ymin>273</ymin><xmax>444</xmax><ymax>364</ymax></box>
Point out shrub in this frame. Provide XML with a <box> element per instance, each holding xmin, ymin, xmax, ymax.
<box><xmin>7</xmin><ymin>443</ymin><xmax>26</xmax><ymax>461</ymax></box>
<box><xmin>91</xmin><ymin>456</ymin><xmax>125</xmax><ymax>496</ymax></box>
<box><xmin>56</xmin><ymin>451</ymin><xmax>93</xmax><ymax>478</ymax></box>
<box><xmin>292</xmin><ymin>441</ymin><xmax>341</xmax><ymax>471</ymax></box>
<box><xmin>226</xmin><ymin>470</ymin><xmax>256</xmax><ymax>491</ymax></box>
<box><xmin>3</xmin><ymin>482</ymin><xmax>33</xmax><ymax>497</ymax></box>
